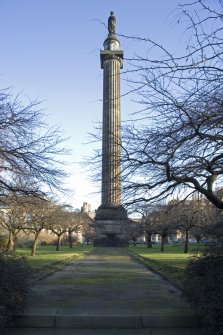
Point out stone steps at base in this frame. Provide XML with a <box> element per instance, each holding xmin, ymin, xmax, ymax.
<box><xmin>6</xmin><ymin>327</ymin><xmax>209</xmax><ymax>335</ymax></box>
<box><xmin>14</xmin><ymin>312</ymin><xmax>203</xmax><ymax>329</ymax></box>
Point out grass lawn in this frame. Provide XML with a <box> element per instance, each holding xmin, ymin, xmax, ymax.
<box><xmin>15</xmin><ymin>243</ymin><xmax>204</xmax><ymax>287</ymax></box>
<box><xmin>129</xmin><ymin>243</ymin><xmax>203</xmax><ymax>288</ymax></box>
<box><xmin>15</xmin><ymin>245</ymin><xmax>94</xmax><ymax>280</ymax></box>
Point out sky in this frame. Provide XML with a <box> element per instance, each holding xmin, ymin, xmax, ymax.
<box><xmin>0</xmin><ymin>0</ymin><xmax>187</xmax><ymax>211</ymax></box>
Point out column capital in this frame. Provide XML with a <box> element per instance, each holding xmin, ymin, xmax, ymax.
<box><xmin>100</xmin><ymin>50</ymin><xmax>123</xmax><ymax>69</ymax></box>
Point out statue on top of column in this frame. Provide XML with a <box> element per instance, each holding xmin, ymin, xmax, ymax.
<box><xmin>108</xmin><ymin>11</ymin><xmax>116</xmax><ymax>35</ymax></box>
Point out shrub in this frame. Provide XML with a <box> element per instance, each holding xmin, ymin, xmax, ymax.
<box><xmin>0</xmin><ymin>253</ymin><xmax>31</xmax><ymax>330</ymax></box>
<box><xmin>183</xmin><ymin>243</ymin><xmax>223</xmax><ymax>334</ymax></box>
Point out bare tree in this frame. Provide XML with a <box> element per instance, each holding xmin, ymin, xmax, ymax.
<box><xmin>131</xmin><ymin>205</ymin><xmax>158</xmax><ymax>248</ymax></box>
<box><xmin>23</xmin><ymin>197</ymin><xmax>55</xmax><ymax>256</ymax></box>
<box><xmin>139</xmin><ymin>203</ymin><xmax>176</xmax><ymax>252</ymax></box>
<box><xmin>141</xmin><ymin>206</ymin><xmax>161</xmax><ymax>248</ymax></box>
<box><xmin>128</xmin><ymin>219</ymin><xmax>144</xmax><ymax>246</ymax></box>
<box><xmin>49</xmin><ymin>206</ymin><xmax>69</xmax><ymax>251</ymax></box>
<box><xmin>66</xmin><ymin>211</ymin><xmax>93</xmax><ymax>248</ymax></box>
<box><xmin>121</xmin><ymin>1</ymin><xmax>223</xmax><ymax>209</ymax></box>
<box><xmin>0</xmin><ymin>195</ymin><xmax>27</xmax><ymax>252</ymax></box>
<box><xmin>154</xmin><ymin>204</ymin><xmax>177</xmax><ymax>252</ymax></box>
<box><xmin>200</xmin><ymin>195</ymin><xmax>223</xmax><ymax>242</ymax></box>
<box><xmin>0</xmin><ymin>90</ymin><xmax>69</xmax><ymax>198</ymax></box>
<box><xmin>171</xmin><ymin>197</ymin><xmax>206</xmax><ymax>253</ymax></box>
<box><xmin>82</xmin><ymin>220</ymin><xmax>96</xmax><ymax>245</ymax></box>
<box><xmin>0</xmin><ymin>195</ymin><xmax>56</xmax><ymax>255</ymax></box>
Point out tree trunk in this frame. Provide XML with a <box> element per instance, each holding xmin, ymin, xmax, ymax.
<box><xmin>147</xmin><ymin>233</ymin><xmax>152</xmax><ymax>248</ymax></box>
<box><xmin>56</xmin><ymin>235</ymin><xmax>61</xmax><ymax>251</ymax></box>
<box><xmin>6</xmin><ymin>231</ymin><xmax>15</xmax><ymax>253</ymax></box>
<box><xmin>184</xmin><ymin>229</ymin><xmax>189</xmax><ymax>253</ymax></box>
<box><xmin>68</xmin><ymin>231</ymin><xmax>73</xmax><ymax>248</ymax></box>
<box><xmin>161</xmin><ymin>235</ymin><xmax>165</xmax><ymax>252</ymax></box>
<box><xmin>31</xmin><ymin>233</ymin><xmax>40</xmax><ymax>256</ymax></box>
<box><xmin>196</xmin><ymin>236</ymin><xmax>201</xmax><ymax>243</ymax></box>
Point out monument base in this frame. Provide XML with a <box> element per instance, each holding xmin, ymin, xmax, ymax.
<box><xmin>93</xmin><ymin>205</ymin><xmax>129</xmax><ymax>247</ymax></box>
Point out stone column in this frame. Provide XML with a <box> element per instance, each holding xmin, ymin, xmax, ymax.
<box><xmin>94</xmin><ymin>12</ymin><xmax>129</xmax><ymax>247</ymax></box>
<box><xmin>101</xmin><ymin>52</ymin><xmax>122</xmax><ymax>207</ymax></box>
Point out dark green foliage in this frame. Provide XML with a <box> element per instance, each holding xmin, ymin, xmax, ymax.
<box><xmin>0</xmin><ymin>253</ymin><xmax>31</xmax><ymax>330</ymax></box>
<box><xmin>183</xmin><ymin>243</ymin><xmax>223</xmax><ymax>334</ymax></box>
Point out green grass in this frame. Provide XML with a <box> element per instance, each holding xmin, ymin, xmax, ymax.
<box><xmin>129</xmin><ymin>243</ymin><xmax>203</xmax><ymax>288</ymax></box>
<box><xmin>14</xmin><ymin>243</ymin><xmax>204</xmax><ymax>288</ymax></box>
<box><xmin>15</xmin><ymin>245</ymin><xmax>94</xmax><ymax>280</ymax></box>
<box><xmin>16</xmin><ymin>245</ymin><xmax>93</xmax><ymax>268</ymax></box>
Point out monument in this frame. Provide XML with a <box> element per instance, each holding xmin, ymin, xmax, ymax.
<box><xmin>94</xmin><ymin>12</ymin><xmax>129</xmax><ymax>247</ymax></box>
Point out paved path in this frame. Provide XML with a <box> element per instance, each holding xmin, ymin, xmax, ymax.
<box><xmin>6</xmin><ymin>248</ymin><xmax>208</xmax><ymax>334</ymax></box>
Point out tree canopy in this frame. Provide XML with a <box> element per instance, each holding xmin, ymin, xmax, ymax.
<box><xmin>0</xmin><ymin>90</ymin><xmax>69</xmax><ymax>198</ymax></box>
<box><xmin>121</xmin><ymin>0</ymin><xmax>223</xmax><ymax>209</ymax></box>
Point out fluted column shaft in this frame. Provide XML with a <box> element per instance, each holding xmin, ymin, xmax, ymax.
<box><xmin>101</xmin><ymin>55</ymin><xmax>122</xmax><ymax>207</ymax></box>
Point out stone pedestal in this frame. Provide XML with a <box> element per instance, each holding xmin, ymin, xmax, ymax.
<box><xmin>94</xmin><ymin>205</ymin><xmax>129</xmax><ymax>247</ymax></box>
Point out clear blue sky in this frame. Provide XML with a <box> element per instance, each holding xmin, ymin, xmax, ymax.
<box><xmin>0</xmin><ymin>0</ymin><xmax>187</xmax><ymax>210</ymax></box>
